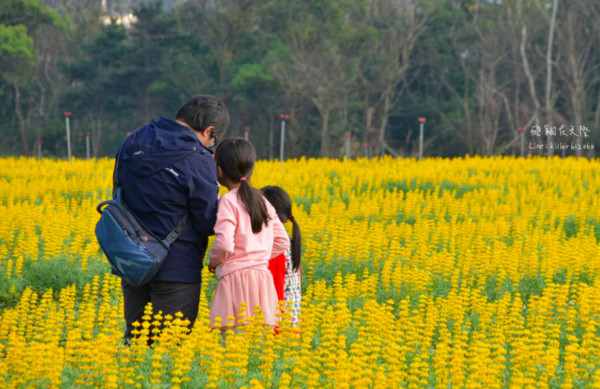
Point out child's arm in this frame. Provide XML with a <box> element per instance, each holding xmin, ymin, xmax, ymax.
<box><xmin>209</xmin><ymin>196</ymin><xmax>237</xmax><ymax>269</ymax></box>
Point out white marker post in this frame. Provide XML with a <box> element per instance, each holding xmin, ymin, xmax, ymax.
<box><xmin>418</xmin><ymin>117</ymin><xmax>426</xmax><ymax>160</ymax></box>
<box><xmin>244</xmin><ymin>126</ymin><xmax>251</xmax><ymax>141</ymax></box>
<box><xmin>345</xmin><ymin>132</ymin><xmax>351</xmax><ymax>160</ymax></box>
<box><xmin>86</xmin><ymin>131</ymin><xmax>91</xmax><ymax>160</ymax></box>
<box><xmin>279</xmin><ymin>114</ymin><xmax>289</xmax><ymax>165</ymax></box>
<box><xmin>64</xmin><ymin>111</ymin><xmax>72</xmax><ymax>162</ymax></box>
<box><xmin>518</xmin><ymin>127</ymin><xmax>526</xmax><ymax>157</ymax></box>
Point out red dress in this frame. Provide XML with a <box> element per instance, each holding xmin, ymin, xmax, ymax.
<box><xmin>268</xmin><ymin>249</ymin><xmax>301</xmax><ymax>324</ymax></box>
<box><xmin>268</xmin><ymin>253</ymin><xmax>287</xmax><ymax>301</ymax></box>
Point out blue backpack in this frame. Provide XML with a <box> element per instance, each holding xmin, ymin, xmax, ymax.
<box><xmin>95</xmin><ymin>146</ymin><xmax>187</xmax><ymax>287</ymax></box>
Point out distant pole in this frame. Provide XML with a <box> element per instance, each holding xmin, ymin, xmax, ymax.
<box><xmin>279</xmin><ymin>114</ymin><xmax>289</xmax><ymax>164</ymax></box>
<box><xmin>345</xmin><ymin>132</ymin><xmax>351</xmax><ymax>160</ymax></box>
<box><xmin>86</xmin><ymin>131</ymin><xmax>91</xmax><ymax>160</ymax></box>
<box><xmin>244</xmin><ymin>126</ymin><xmax>251</xmax><ymax>141</ymax></box>
<box><xmin>64</xmin><ymin>111</ymin><xmax>72</xmax><ymax>162</ymax></box>
<box><xmin>37</xmin><ymin>139</ymin><xmax>43</xmax><ymax>160</ymax></box>
<box><xmin>418</xmin><ymin>117</ymin><xmax>426</xmax><ymax>160</ymax></box>
<box><xmin>363</xmin><ymin>142</ymin><xmax>369</xmax><ymax>158</ymax></box>
<box><xmin>518</xmin><ymin>127</ymin><xmax>526</xmax><ymax>157</ymax></box>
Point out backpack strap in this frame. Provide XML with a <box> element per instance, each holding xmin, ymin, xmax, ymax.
<box><xmin>163</xmin><ymin>214</ymin><xmax>189</xmax><ymax>245</ymax></box>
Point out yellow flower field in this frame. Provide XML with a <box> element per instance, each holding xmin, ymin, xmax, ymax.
<box><xmin>1</xmin><ymin>155</ymin><xmax>600</xmax><ymax>388</ymax></box>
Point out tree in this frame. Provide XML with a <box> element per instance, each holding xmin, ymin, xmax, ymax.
<box><xmin>1</xmin><ymin>0</ymin><xmax>599</xmax><ymax>158</ymax></box>
<box><xmin>126</xmin><ymin>3</ymin><xmax>189</xmax><ymax>122</ymax></box>
<box><xmin>554</xmin><ymin>0</ymin><xmax>600</xmax><ymax>157</ymax></box>
<box><xmin>185</xmin><ymin>0</ymin><xmax>262</xmax><ymax>99</ymax></box>
<box><xmin>515</xmin><ymin>0</ymin><xmax>560</xmax><ymax>155</ymax></box>
<box><xmin>60</xmin><ymin>23</ymin><xmax>133</xmax><ymax>157</ymax></box>
<box><xmin>0</xmin><ymin>0</ymin><xmax>66</xmax><ymax>155</ymax></box>
<box><xmin>267</xmin><ymin>0</ymin><xmax>362</xmax><ymax>157</ymax></box>
<box><xmin>354</xmin><ymin>0</ymin><xmax>429</xmax><ymax>157</ymax></box>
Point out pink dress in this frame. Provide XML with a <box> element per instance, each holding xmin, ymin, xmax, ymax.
<box><xmin>209</xmin><ymin>188</ymin><xmax>289</xmax><ymax>328</ymax></box>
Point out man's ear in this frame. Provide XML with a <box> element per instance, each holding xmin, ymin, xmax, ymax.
<box><xmin>203</xmin><ymin>125</ymin><xmax>215</xmax><ymax>137</ymax></box>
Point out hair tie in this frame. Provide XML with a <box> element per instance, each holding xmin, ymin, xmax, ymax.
<box><xmin>288</xmin><ymin>215</ymin><xmax>294</xmax><ymax>221</ymax></box>
<box><xmin>240</xmin><ymin>177</ymin><xmax>247</xmax><ymax>182</ymax></box>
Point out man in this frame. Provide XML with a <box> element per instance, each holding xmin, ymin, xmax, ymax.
<box><xmin>114</xmin><ymin>95</ymin><xmax>229</xmax><ymax>341</ymax></box>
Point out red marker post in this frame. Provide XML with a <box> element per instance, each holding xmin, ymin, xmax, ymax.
<box><xmin>418</xmin><ymin>117</ymin><xmax>426</xmax><ymax>160</ymax></box>
<box><xmin>518</xmin><ymin>126</ymin><xmax>527</xmax><ymax>157</ymax></box>
<box><xmin>64</xmin><ymin>112</ymin><xmax>72</xmax><ymax>162</ymax></box>
<box><xmin>244</xmin><ymin>126</ymin><xmax>251</xmax><ymax>141</ymax></box>
<box><xmin>279</xmin><ymin>115</ymin><xmax>289</xmax><ymax>164</ymax></box>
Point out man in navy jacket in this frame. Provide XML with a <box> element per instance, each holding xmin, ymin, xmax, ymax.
<box><xmin>114</xmin><ymin>95</ymin><xmax>229</xmax><ymax>341</ymax></box>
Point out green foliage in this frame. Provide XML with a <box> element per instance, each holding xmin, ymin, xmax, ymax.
<box><xmin>382</xmin><ymin>179</ymin><xmax>479</xmax><ymax>199</ymax></box>
<box><xmin>232</xmin><ymin>64</ymin><xmax>276</xmax><ymax>89</ymax></box>
<box><xmin>562</xmin><ymin>215</ymin><xmax>579</xmax><ymax>239</ymax></box>
<box><xmin>0</xmin><ymin>256</ymin><xmax>110</xmax><ymax>308</ymax></box>
<box><xmin>0</xmin><ymin>23</ymin><xmax>34</xmax><ymax>82</ymax></box>
<box><xmin>0</xmin><ymin>24</ymin><xmax>33</xmax><ymax>58</ymax></box>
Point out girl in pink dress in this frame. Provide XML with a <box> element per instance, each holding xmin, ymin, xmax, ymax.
<box><xmin>261</xmin><ymin>186</ymin><xmax>302</xmax><ymax>325</ymax></box>
<box><xmin>208</xmin><ymin>138</ymin><xmax>289</xmax><ymax>330</ymax></box>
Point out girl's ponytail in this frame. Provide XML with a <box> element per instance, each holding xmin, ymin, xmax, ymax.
<box><xmin>288</xmin><ymin>215</ymin><xmax>302</xmax><ymax>270</ymax></box>
<box><xmin>238</xmin><ymin>177</ymin><xmax>269</xmax><ymax>233</ymax></box>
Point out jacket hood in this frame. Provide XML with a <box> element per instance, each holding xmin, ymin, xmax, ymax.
<box><xmin>121</xmin><ymin>116</ymin><xmax>210</xmax><ymax>177</ymax></box>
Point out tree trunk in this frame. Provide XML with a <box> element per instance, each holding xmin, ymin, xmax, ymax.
<box><xmin>594</xmin><ymin>83</ymin><xmax>600</xmax><ymax>131</ymax></box>
<box><xmin>544</xmin><ymin>0</ymin><xmax>558</xmax><ymax>156</ymax></box>
<box><xmin>518</xmin><ymin>5</ymin><xmax>541</xmax><ymax>133</ymax></box>
<box><xmin>14</xmin><ymin>82</ymin><xmax>30</xmax><ymax>155</ymax></box>
<box><xmin>378</xmin><ymin>93</ymin><xmax>391</xmax><ymax>157</ymax></box>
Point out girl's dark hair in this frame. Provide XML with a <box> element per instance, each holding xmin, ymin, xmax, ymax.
<box><xmin>215</xmin><ymin>138</ymin><xmax>269</xmax><ymax>233</ymax></box>
<box><xmin>260</xmin><ymin>185</ymin><xmax>302</xmax><ymax>270</ymax></box>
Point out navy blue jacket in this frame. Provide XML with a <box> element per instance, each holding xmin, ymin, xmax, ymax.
<box><xmin>115</xmin><ymin>116</ymin><xmax>219</xmax><ymax>283</ymax></box>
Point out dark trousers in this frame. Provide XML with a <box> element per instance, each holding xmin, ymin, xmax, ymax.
<box><xmin>122</xmin><ymin>279</ymin><xmax>201</xmax><ymax>341</ymax></box>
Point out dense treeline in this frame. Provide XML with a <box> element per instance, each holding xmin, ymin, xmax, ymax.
<box><xmin>1</xmin><ymin>0</ymin><xmax>599</xmax><ymax>159</ymax></box>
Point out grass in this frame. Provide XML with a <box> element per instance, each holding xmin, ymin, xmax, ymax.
<box><xmin>0</xmin><ymin>255</ymin><xmax>110</xmax><ymax>310</ymax></box>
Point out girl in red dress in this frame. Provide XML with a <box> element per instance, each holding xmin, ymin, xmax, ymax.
<box><xmin>261</xmin><ymin>186</ymin><xmax>302</xmax><ymax>325</ymax></box>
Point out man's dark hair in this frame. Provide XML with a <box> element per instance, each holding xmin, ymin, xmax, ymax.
<box><xmin>175</xmin><ymin>95</ymin><xmax>230</xmax><ymax>138</ymax></box>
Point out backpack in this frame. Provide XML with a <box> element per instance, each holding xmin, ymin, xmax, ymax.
<box><xmin>95</xmin><ymin>146</ymin><xmax>187</xmax><ymax>287</ymax></box>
